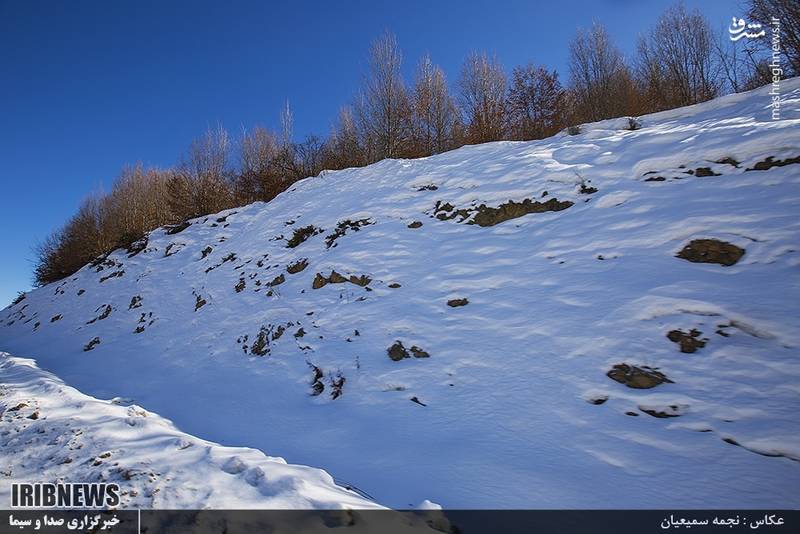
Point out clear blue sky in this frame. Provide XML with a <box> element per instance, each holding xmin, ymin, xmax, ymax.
<box><xmin>0</xmin><ymin>0</ymin><xmax>738</xmax><ymax>307</ymax></box>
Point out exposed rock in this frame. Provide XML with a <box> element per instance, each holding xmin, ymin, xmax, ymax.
<box><xmin>410</xmin><ymin>346</ymin><xmax>430</xmax><ymax>358</ymax></box>
<box><xmin>388</xmin><ymin>283</ymin><xmax>402</xmax><ymax>288</ymax></box>
<box><xmin>639</xmin><ymin>405</ymin><xmax>685</xmax><ymax>418</ymax></box>
<box><xmin>388</xmin><ymin>341</ymin><xmax>410</xmax><ymax>361</ymax></box>
<box><xmin>201</xmin><ymin>246</ymin><xmax>213</xmax><ymax>259</ymax></box>
<box><xmin>84</xmin><ymin>337</ymin><xmax>101</xmax><ymax>351</ymax></box>
<box><xmin>99</xmin><ymin>270</ymin><xmax>124</xmax><ymax>283</ymax></box>
<box><xmin>447</xmin><ymin>298</ymin><xmax>469</xmax><ymax>307</ymax></box>
<box><xmin>328</xmin><ymin>271</ymin><xmax>347</xmax><ymax>283</ymax></box>
<box><xmin>676</xmin><ymin>239</ymin><xmax>745</xmax><ymax>266</ymax></box>
<box><xmin>433</xmin><ymin>198</ymin><xmax>573</xmax><ymax>227</ymax></box>
<box><xmin>607</xmin><ymin>364</ymin><xmax>673</xmax><ymax>389</ymax></box>
<box><xmin>194</xmin><ymin>294</ymin><xmax>207</xmax><ymax>311</ymax></box>
<box><xmin>126</xmin><ymin>237</ymin><xmax>148</xmax><ymax>257</ymax></box>
<box><xmin>287</xmin><ymin>259</ymin><xmax>308</xmax><ymax>274</ymax></box>
<box><xmin>747</xmin><ymin>155</ymin><xmax>800</xmax><ymax>171</ymax></box>
<box><xmin>165</xmin><ymin>221</ymin><xmax>191</xmax><ymax>235</ymax></box>
<box><xmin>234</xmin><ymin>278</ymin><xmax>246</xmax><ymax>292</ymax></box>
<box><xmin>51</xmin><ymin>314</ymin><xmax>62</xmax><ymax>323</ymax></box>
<box><xmin>312</xmin><ymin>273</ymin><xmax>328</xmax><ymax>289</ymax></box>
<box><xmin>667</xmin><ymin>329</ymin><xmax>707</xmax><ymax>353</ymax></box>
<box><xmin>349</xmin><ymin>274</ymin><xmax>371</xmax><ymax>287</ymax></box>
<box><xmin>268</xmin><ymin>274</ymin><xmax>285</xmax><ymax>287</ymax></box>
<box><xmin>407</xmin><ymin>221</ymin><xmax>423</xmax><ymax>229</ymax></box>
<box><xmin>693</xmin><ymin>167</ymin><xmax>720</xmax><ymax>177</ymax></box>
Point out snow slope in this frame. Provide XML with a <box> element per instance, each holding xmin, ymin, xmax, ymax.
<box><xmin>0</xmin><ymin>352</ymin><xmax>382</xmax><ymax>509</ymax></box>
<box><xmin>2</xmin><ymin>80</ymin><xmax>800</xmax><ymax>508</ymax></box>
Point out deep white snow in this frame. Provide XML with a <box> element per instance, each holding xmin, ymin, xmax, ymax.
<box><xmin>2</xmin><ymin>79</ymin><xmax>799</xmax><ymax>508</ymax></box>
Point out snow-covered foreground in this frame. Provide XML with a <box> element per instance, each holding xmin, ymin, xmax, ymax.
<box><xmin>0</xmin><ymin>352</ymin><xmax>385</xmax><ymax>509</ymax></box>
<box><xmin>2</xmin><ymin>80</ymin><xmax>800</xmax><ymax>508</ymax></box>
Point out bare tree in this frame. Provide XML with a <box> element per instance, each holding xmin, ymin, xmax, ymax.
<box><xmin>506</xmin><ymin>64</ymin><xmax>566</xmax><ymax>140</ymax></box>
<box><xmin>355</xmin><ymin>31</ymin><xmax>411</xmax><ymax>161</ymax></box>
<box><xmin>411</xmin><ymin>54</ymin><xmax>459</xmax><ymax>155</ymax></box>
<box><xmin>569</xmin><ymin>22</ymin><xmax>638</xmax><ymax>122</ymax></box>
<box><xmin>174</xmin><ymin>125</ymin><xmax>235</xmax><ymax>218</ymax></box>
<box><xmin>747</xmin><ymin>0</ymin><xmax>800</xmax><ymax>75</ymax></box>
<box><xmin>459</xmin><ymin>52</ymin><xmax>506</xmax><ymax>144</ymax></box>
<box><xmin>236</xmin><ymin>126</ymin><xmax>280</xmax><ymax>203</ymax></box>
<box><xmin>636</xmin><ymin>3</ymin><xmax>721</xmax><ymax>111</ymax></box>
<box><xmin>324</xmin><ymin>106</ymin><xmax>364</xmax><ymax>170</ymax></box>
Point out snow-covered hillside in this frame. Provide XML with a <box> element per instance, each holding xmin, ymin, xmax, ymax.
<box><xmin>0</xmin><ymin>353</ymin><xmax>382</xmax><ymax>509</ymax></box>
<box><xmin>2</xmin><ymin>80</ymin><xmax>800</xmax><ymax>508</ymax></box>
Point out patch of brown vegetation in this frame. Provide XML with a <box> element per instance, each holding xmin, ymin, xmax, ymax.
<box><xmin>325</xmin><ymin>219</ymin><xmax>373</xmax><ymax>248</ymax></box>
<box><xmin>286</xmin><ymin>225</ymin><xmax>322</xmax><ymax>248</ymax></box>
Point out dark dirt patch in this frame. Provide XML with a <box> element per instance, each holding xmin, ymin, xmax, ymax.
<box><xmin>644</xmin><ymin>176</ymin><xmax>666</xmax><ymax>182</ymax></box>
<box><xmin>165</xmin><ymin>221</ymin><xmax>191</xmax><ymax>235</ymax></box>
<box><xmin>205</xmin><ymin>252</ymin><xmax>237</xmax><ymax>273</ymax></box>
<box><xmin>747</xmin><ymin>155</ymin><xmax>800</xmax><ymax>171</ymax></box>
<box><xmin>447</xmin><ymin>298</ymin><xmax>469</xmax><ymax>307</ymax></box>
<box><xmin>87</xmin><ymin>305</ymin><xmax>112</xmax><ymax>324</ymax></box>
<box><xmin>676</xmin><ymin>239</ymin><xmax>745</xmax><ymax>266</ymax></box>
<box><xmin>294</xmin><ymin>327</ymin><xmax>306</xmax><ymax>338</ymax></box>
<box><xmin>287</xmin><ymin>225</ymin><xmax>322</xmax><ymax>248</ymax></box>
<box><xmin>407</xmin><ymin>221</ymin><xmax>423</xmax><ymax>229</ymax></box>
<box><xmin>325</xmin><ymin>219</ymin><xmax>373</xmax><ymax>248</ymax></box>
<box><xmin>287</xmin><ymin>259</ymin><xmax>308</xmax><ymax>274</ymax></box>
<box><xmin>99</xmin><ymin>270</ymin><xmax>124</xmax><ymax>283</ymax></box>
<box><xmin>50</xmin><ymin>314</ymin><xmax>62</xmax><ymax>323</ymax></box>
<box><xmin>251</xmin><ymin>329</ymin><xmax>270</xmax><ymax>356</ymax></box>
<box><xmin>607</xmin><ymin>363</ymin><xmax>673</xmax><ymax>389</ymax></box>
<box><xmin>667</xmin><ymin>329</ymin><xmax>708</xmax><ymax>353</ymax></box>
<box><xmin>587</xmin><ymin>395</ymin><xmax>608</xmax><ymax>405</ymax></box>
<box><xmin>127</xmin><ymin>237</ymin><xmax>148</xmax><ymax>257</ymax></box>
<box><xmin>235</xmin><ymin>278</ymin><xmax>246</xmax><ymax>292</ymax></box>
<box><xmin>194</xmin><ymin>294</ymin><xmax>207</xmax><ymax>311</ymax></box>
<box><xmin>388</xmin><ymin>283</ymin><xmax>401</xmax><ymax>288</ymax></box>
<box><xmin>84</xmin><ymin>337</ymin><xmax>100</xmax><ymax>351</ymax></box>
<box><xmin>716</xmin><ymin>157</ymin><xmax>740</xmax><ymax>167</ymax></box>
<box><xmin>434</xmin><ymin>198</ymin><xmax>573</xmax><ymax>227</ymax></box>
<box><xmin>129</xmin><ymin>296</ymin><xmax>142</xmax><ymax>309</ymax></box>
<box><xmin>696</xmin><ymin>167</ymin><xmax>721</xmax><ymax>177</ymax></box>
<box><xmin>639</xmin><ymin>405</ymin><xmax>684</xmax><ymax>418</ymax></box>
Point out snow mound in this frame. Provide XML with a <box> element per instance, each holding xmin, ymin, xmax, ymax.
<box><xmin>0</xmin><ymin>352</ymin><xmax>382</xmax><ymax>509</ymax></box>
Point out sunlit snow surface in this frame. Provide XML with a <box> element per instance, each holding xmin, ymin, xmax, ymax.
<box><xmin>2</xmin><ymin>80</ymin><xmax>799</xmax><ymax>508</ymax></box>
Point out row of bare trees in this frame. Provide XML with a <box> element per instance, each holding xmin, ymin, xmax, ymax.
<box><xmin>34</xmin><ymin>0</ymin><xmax>799</xmax><ymax>285</ymax></box>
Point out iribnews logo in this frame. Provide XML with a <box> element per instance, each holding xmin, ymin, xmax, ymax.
<box><xmin>11</xmin><ymin>483</ymin><xmax>120</xmax><ymax>509</ymax></box>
